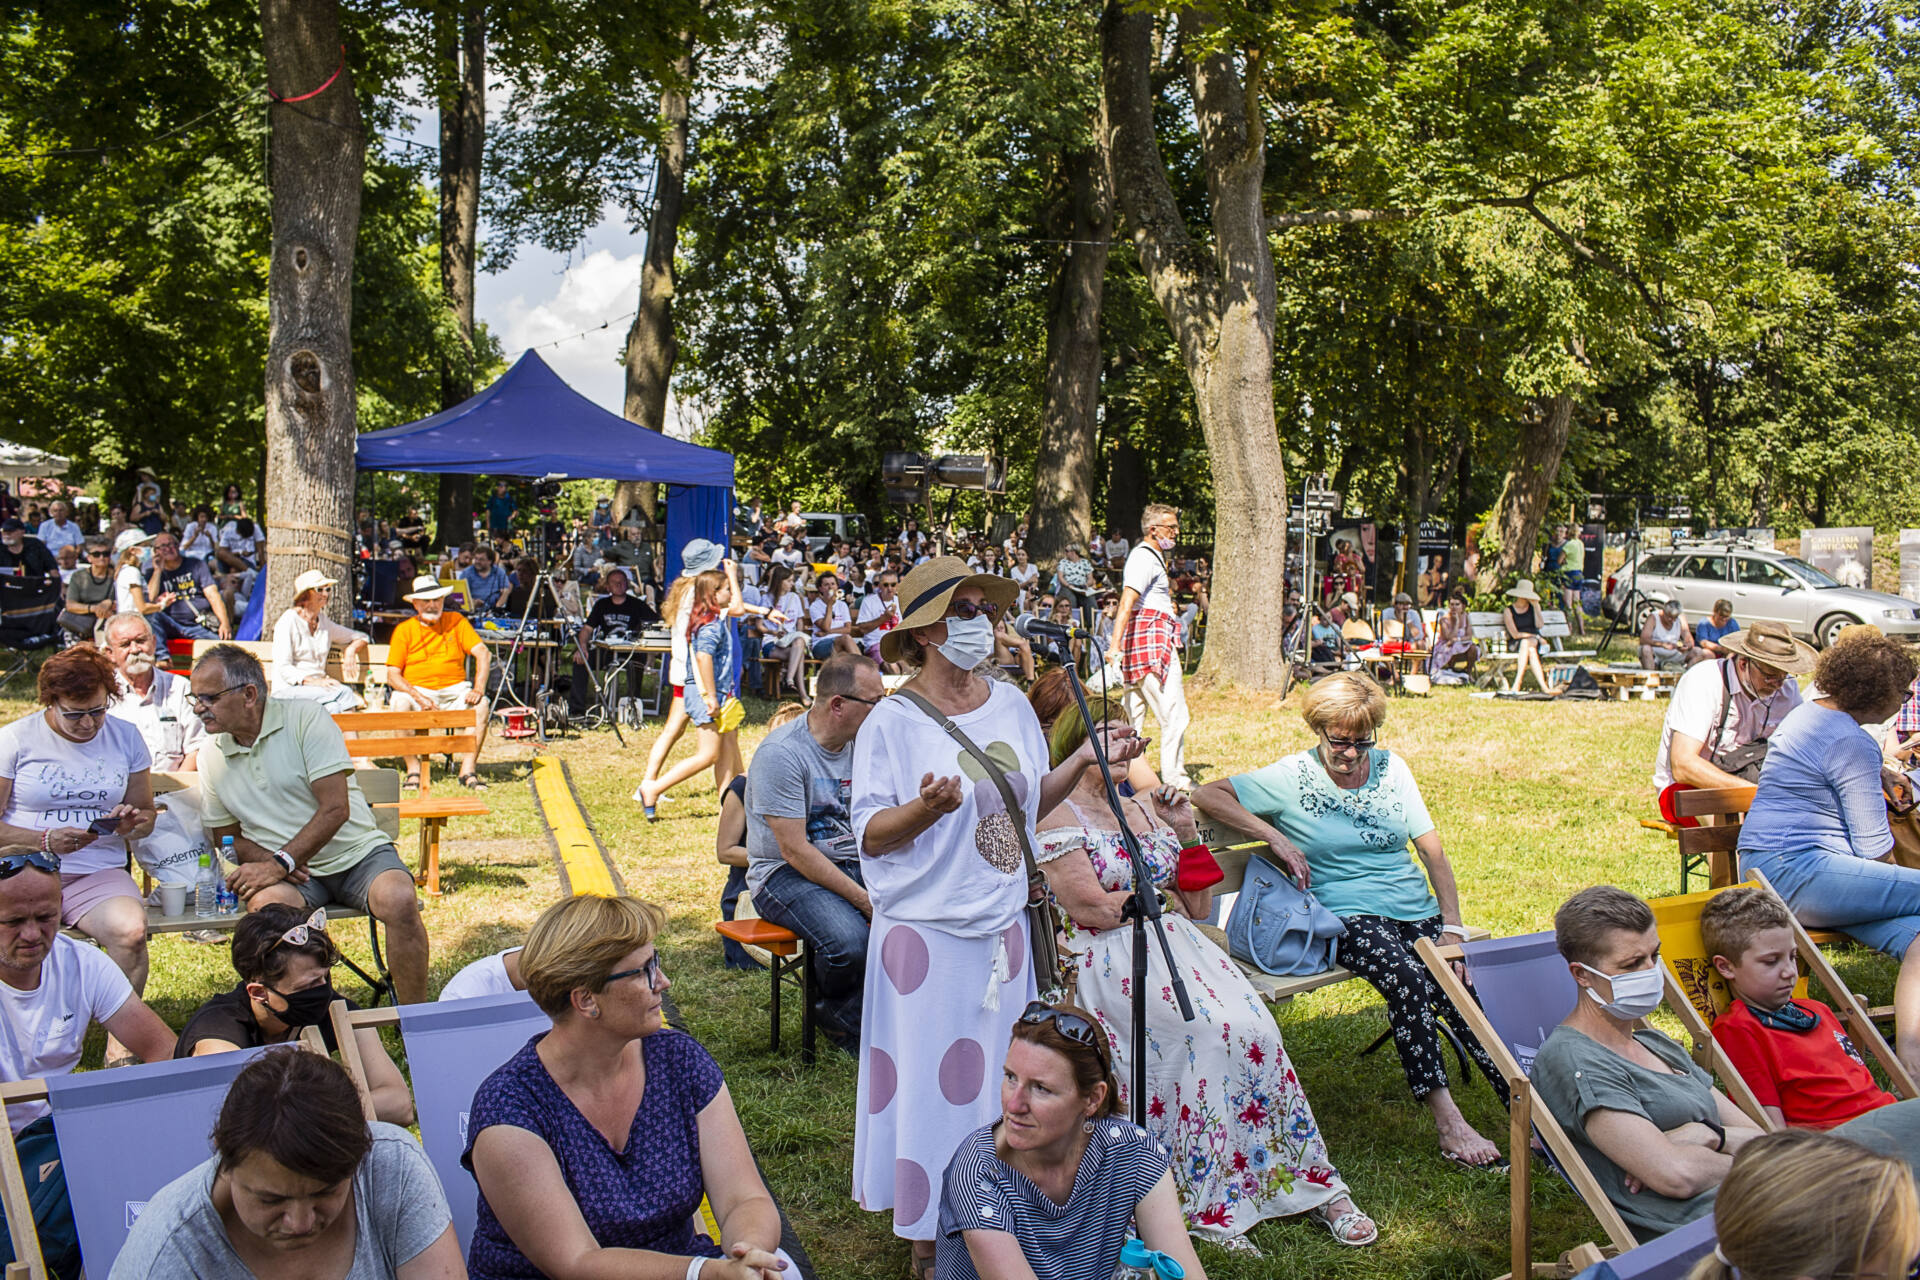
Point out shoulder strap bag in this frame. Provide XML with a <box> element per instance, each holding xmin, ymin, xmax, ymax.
<box><xmin>895</xmin><ymin>688</ymin><xmax>1065</xmax><ymax>995</ymax></box>
<box><xmin>1710</xmin><ymin>659</ymin><xmax>1771</xmax><ymax>781</ymax></box>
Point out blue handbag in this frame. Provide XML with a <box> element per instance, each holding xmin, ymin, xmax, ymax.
<box><xmin>1224</xmin><ymin>855</ymin><xmax>1348</xmax><ymax>976</ymax></box>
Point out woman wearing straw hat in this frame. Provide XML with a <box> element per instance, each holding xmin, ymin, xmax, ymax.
<box><xmin>850</xmin><ymin>556</ymin><xmax>1143</xmax><ymax>1276</ymax></box>
<box><xmin>268</xmin><ymin>568</ymin><xmax>369</xmax><ymax>712</ymax></box>
<box><xmin>1502</xmin><ymin>578</ymin><xmax>1550</xmax><ymax>693</ymax></box>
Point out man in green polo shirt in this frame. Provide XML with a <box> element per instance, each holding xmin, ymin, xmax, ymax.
<box><xmin>190</xmin><ymin>645</ymin><xmax>430</xmax><ymax>1004</ymax></box>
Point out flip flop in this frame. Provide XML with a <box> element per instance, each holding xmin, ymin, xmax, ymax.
<box><xmin>1442</xmin><ymin>1151</ymin><xmax>1511</xmax><ymax>1175</ymax></box>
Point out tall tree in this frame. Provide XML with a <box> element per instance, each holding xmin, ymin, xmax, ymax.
<box><xmin>433</xmin><ymin>1</ymin><xmax>486</xmax><ymax>549</ymax></box>
<box><xmin>261</xmin><ymin>0</ymin><xmax>361</xmax><ymax>624</ymax></box>
<box><xmin>1102</xmin><ymin>3</ymin><xmax>1292</xmax><ymax>687</ymax></box>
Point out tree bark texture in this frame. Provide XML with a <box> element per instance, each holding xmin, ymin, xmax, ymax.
<box><xmin>433</xmin><ymin>2</ymin><xmax>485</xmax><ymax>551</ymax></box>
<box><xmin>1477</xmin><ymin>393</ymin><xmax>1574</xmax><ymax>591</ymax></box>
<box><xmin>1102</xmin><ymin>3</ymin><xmax>1291</xmax><ymax>688</ymax></box>
<box><xmin>261</xmin><ymin>0</ymin><xmax>362</xmax><ymax>625</ymax></box>
<box><xmin>618</xmin><ymin>30</ymin><xmax>694</xmax><ymax>529</ymax></box>
<box><xmin>1027</xmin><ymin>145</ymin><xmax>1111</xmax><ymax>563</ymax></box>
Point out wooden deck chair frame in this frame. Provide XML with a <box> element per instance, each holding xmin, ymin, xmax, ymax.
<box><xmin>1413</xmin><ymin>934</ymin><xmax>1748</xmax><ymax>1279</ymax></box>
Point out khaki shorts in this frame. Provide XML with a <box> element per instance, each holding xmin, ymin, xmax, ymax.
<box><xmin>404</xmin><ymin>682</ymin><xmax>474</xmax><ymax>710</ymax></box>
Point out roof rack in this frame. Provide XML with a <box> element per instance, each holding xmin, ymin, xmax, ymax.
<box><xmin>1669</xmin><ymin>535</ymin><xmax>1772</xmax><ymax>552</ymax></box>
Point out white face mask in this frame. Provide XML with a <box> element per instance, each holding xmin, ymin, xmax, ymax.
<box><xmin>1155</xmin><ymin>535</ymin><xmax>1175</xmax><ymax>552</ymax></box>
<box><xmin>1576</xmin><ymin>962</ymin><xmax>1664</xmax><ymax>1021</ymax></box>
<box><xmin>936</xmin><ymin>614</ymin><xmax>996</xmax><ymax>670</ymax></box>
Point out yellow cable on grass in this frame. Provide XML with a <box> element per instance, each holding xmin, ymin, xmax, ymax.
<box><xmin>530</xmin><ymin>757</ymin><xmax>620</xmax><ymax>898</ymax></box>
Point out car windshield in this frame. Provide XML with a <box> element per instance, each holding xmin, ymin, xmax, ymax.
<box><xmin>1774</xmin><ymin>557</ymin><xmax>1841</xmax><ymax>588</ymax></box>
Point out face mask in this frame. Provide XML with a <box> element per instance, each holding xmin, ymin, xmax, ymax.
<box><xmin>1156</xmin><ymin>536</ymin><xmax>1175</xmax><ymax>552</ymax></box>
<box><xmin>1575</xmin><ymin>962</ymin><xmax>1664</xmax><ymax>1020</ymax></box>
<box><xmin>267</xmin><ymin>982</ymin><xmax>339</xmax><ymax>1029</ymax></box>
<box><xmin>936</xmin><ymin>614</ymin><xmax>996</xmax><ymax>670</ymax></box>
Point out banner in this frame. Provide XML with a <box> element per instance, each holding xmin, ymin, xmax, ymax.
<box><xmin>1902</xmin><ymin>530</ymin><xmax>1920</xmax><ymax>604</ymax></box>
<box><xmin>1799</xmin><ymin>526</ymin><xmax>1875</xmax><ymax>590</ymax></box>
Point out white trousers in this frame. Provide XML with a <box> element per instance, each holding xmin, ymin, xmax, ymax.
<box><xmin>1123</xmin><ymin>658</ymin><xmax>1190</xmax><ymax>787</ymax></box>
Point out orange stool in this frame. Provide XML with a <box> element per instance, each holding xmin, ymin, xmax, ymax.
<box><xmin>713</xmin><ymin>918</ymin><xmax>816</xmax><ymax>1065</ymax></box>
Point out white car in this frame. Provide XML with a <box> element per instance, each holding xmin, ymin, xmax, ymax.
<box><xmin>1602</xmin><ymin>544</ymin><xmax>1920</xmax><ymax>649</ymax></box>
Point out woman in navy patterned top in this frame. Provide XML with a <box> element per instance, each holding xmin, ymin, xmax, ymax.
<box><xmin>935</xmin><ymin>1001</ymin><xmax>1208</xmax><ymax>1280</ymax></box>
<box><xmin>464</xmin><ymin>894</ymin><xmax>788</xmax><ymax>1280</ymax></box>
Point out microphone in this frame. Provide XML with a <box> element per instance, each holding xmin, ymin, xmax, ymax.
<box><xmin>1013</xmin><ymin>614</ymin><xmax>1094</xmax><ymax>642</ymax></box>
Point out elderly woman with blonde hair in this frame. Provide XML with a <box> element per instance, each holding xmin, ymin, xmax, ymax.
<box><xmin>1193</xmin><ymin>672</ymin><xmax>1509</xmax><ymax>1173</ymax></box>
<box><xmin>464</xmin><ymin>894</ymin><xmax>790</xmax><ymax>1280</ymax></box>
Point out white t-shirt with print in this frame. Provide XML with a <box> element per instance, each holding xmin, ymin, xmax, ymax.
<box><xmin>0</xmin><ymin>934</ymin><xmax>134</xmax><ymax>1131</ymax></box>
<box><xmin>0</xmin><ymin>711</ymin><xmax>152</xmax><ymax>875</ymax></box>
<box><xmin>856</xmin><ymin>594</ymin><xmax>901</xmax><ymax>654</ymax></box>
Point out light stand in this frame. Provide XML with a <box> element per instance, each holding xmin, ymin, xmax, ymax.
<box><xmin>1063</xmin><ymin>637</ymin><xmax>1194</xmax><ymax>1127</ymax></box>
<box><xmin>482</xmin><ymin>529</ymin><xmax>625</xmax><ymax>748</ymax></box>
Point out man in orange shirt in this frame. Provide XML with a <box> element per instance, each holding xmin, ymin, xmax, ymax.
<box><xmin>387</xmin><ymin>575</ymin><xmax>491</xmax><ymax>790</ymax></box>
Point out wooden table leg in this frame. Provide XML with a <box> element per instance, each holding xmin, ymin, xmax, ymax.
<box><xmin>416</xmin><ymin>820</ymin><xmax>442</xmax><ymax>897</ymax></box>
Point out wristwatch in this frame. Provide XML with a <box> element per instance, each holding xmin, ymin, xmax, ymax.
<box><xmin>271</xmin><ymin>849</ymin><xmax>297</xmax><ymax>875</ymax></box>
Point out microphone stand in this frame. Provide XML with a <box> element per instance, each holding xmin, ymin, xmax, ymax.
<box><xmin>1059</xmin><ymin>627</ymin><xmax>1195</xmax><ymax>1128</ymax></box>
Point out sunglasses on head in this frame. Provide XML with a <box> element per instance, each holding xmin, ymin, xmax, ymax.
<box><xmin>1018</xmin><ymin>1001</ymin><xmax>1104</xmax><ymax>1054</ymax></box>
<box><xmin>0</xmin><ymin>851</ymin><xmax>60</xmax><ymax>880</ymax></box>
<box><xmin>269</xmin><ymin>908</ymin><xmax>329</xmax><ymax>952</ymax></box>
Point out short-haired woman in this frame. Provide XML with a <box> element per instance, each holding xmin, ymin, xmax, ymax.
<box><xmin>1534</xmin><ymin>885</ymin><xmax>1764</xmax><ymax>1235</ymax></box>
<box><xmin>113</xmin><ymin>1048</ymin><xmax>462</xmax><ymax>1278</ymax></box>
<box><xmin>0</xmin><ymin>645</ymin><xmax>155</xmax><ymax>1064</ymax></box>
<box><xmin>465</xmin><ymin>894</ymin><xmax>789</xmax><ymax>1280</ymax></box>
<box><xmin>176</xmin><ymin>902</ymin><xmax>414</xmax><ymax>1125</ymax></box>
<box><xmin>935</xmin><ymin>1002</ymin><xmax>1209</xmax><ymax>1280</ymax></box>
<box><xmin>1739</xmin><ymin>632</ymin><xmax>1920</xmax><ymax>1083</ymax></box>
<box><xmin>270</xmin><ymin>569</ymin><xmax>369</xmax><ymax>712</ymax></box>
<box><xmin>1686</xmin><ymin>1129</ymin><xmax>1917</xmax><ymax>1280</ymax></box>
<box><xmin>1194</xmin><ymin>672</ymin><xmax>1508</xmax><ymax>1171</ymax></box>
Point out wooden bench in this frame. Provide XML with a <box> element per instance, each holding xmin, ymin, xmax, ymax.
<box><xmin>1468</xmin><ymin>610</ymin><xmax>1593</xmax><ymax>688</ymax></box>
<box><xmin>191</xmin><ymin>637</ymin><xmax>390</xmax><ymax>696</ymax></box>
<box><xmin>331</xmin><ymin>710</ymin><xmax>491</xmax><ymax>896</ymax></box>
<box><xmin>712</xmin><ymin>916</ymin><xmax>816</xmax><ymax>1064</ymax></box>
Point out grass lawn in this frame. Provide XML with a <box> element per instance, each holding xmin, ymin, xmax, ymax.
<box><xmin>34</xmin><ymin>660</ymin><xmax>1902</xmax><ymax>1280</ymax></box>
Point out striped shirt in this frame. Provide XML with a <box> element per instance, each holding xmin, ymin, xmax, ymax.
<box><xmin>935</xmin><ymin>1119</ymin><xmax>1170</xmax><ymax>1280</ymax></box>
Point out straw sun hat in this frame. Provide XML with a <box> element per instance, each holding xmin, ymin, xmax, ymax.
<box><xmin>1717</xmin><ymin>619</ymin><xmax>1817</xmax><ymax>675</ymax></box>
<box><xmin>1505</xmin><ymin>579</ymin><xmax>1542</xmax><ymax>602</ymax></box>
<box><xmin>880</xmin><ymin>556</ymin><xmax>1019</xmax><ymax>665</ymax></box>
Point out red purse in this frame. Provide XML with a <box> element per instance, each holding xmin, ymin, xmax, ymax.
<box><xmin>1175</xmin><ymin>843</ymin><xmax>1224</xmax><ymax>892</ymax></box>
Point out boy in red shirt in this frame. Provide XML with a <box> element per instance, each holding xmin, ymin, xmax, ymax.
<box><xmin>1702</xmin><ymin>889</ymin><xmax>1920</xmax><ymax>1161</ymax></box>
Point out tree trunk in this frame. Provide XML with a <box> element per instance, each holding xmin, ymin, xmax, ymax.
<box><xmin>1027</xmin><ymin>145</ymin><xmax>1110</xmax><ymax>563</ymax></box>
<box><xmin>1477</xmin><ymin>393</ymin><xmax>1574</xmax><ymax>592</ymax></box>
<box><xmin>1400</xmin><ymin>415</ymin><xmax>1432</xmax><ymax>597</ymax></box>
<box><xmin>432</xmin><ymin>3</ymin><xmax>485</xmax><ymax>554</ymax></box>
<box><xmin>261</xmin><ymin>0</ymin><xmax>361</xmax><ymax>626</ymax></box>
<box><xmin>1102</xmin><ymin>2</ymin><xmax>1291</xmax><ymax>688</ymax></box>
<box><xmin>618</xmin><ymin>29</ymin><xmax>694</xmax><ymax>529</ymax></box>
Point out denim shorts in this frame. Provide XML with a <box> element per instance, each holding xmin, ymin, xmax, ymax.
<box><xmin>1741</xmin><ymin>847</ymin><xmax>1920</xmax><ymax>958</ymax></box>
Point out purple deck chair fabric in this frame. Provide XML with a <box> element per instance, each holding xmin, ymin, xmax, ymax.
<box><xmin>47</xmin><ymin>1046</ymin><xmax>271</xmax><ymax>1273</ymax></box>
<box><xmin>396</xmin><ymin>990</ymin><xmax>548</xmax><ymax>1251</ymax></box>
<box><xmin>1571</xmin><ymin>1214</ymin><xmax>1719</xmax><ymax>1280</ymax></box>
<box><xmin>1461</xmin><ymin>931</ymin><xmax>1579</xmax><ymax>1077</ymax></box>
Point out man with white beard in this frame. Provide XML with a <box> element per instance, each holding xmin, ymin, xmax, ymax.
<box><xmin>104</xmin><ymin>611</ymin><xmax>206</xmax><ymax>771</ymax></box>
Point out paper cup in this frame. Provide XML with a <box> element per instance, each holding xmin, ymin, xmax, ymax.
<box><xmin>159</xmin><ymin>883</ymin><xmax>188</xmax><ymax>917</ymax></box>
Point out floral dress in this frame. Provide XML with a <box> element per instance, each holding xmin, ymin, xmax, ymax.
<box><xmin>1036</xmin><ymin>797</ymin><xmax>1348</xmax><ymax>1241</ymax></box>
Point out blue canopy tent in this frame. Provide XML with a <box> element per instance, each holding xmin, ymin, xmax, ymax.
<box><xmin>354</xmin><ymin>350</ymin><xmax>734</xmax><ymax>585</ymax></box>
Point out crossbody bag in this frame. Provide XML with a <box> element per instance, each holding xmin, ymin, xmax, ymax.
<box><xmin>895</xmin><ymin>688</ymin><xmax>1065</xmax><ymax>995</ymax></box>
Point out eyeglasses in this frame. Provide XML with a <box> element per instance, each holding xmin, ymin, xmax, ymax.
<box><xmin>0</xmin><ymin>851</ymin><xmax>60</xmax><ymax>880</ymax></box>
<box><xmin>1018</xmin><ymin>1001</ymin><xmax>1105</xmax><ymax>1052</ymax></box>
<box><xmin>85</xmin><ymin>550</ymin><xmax>110</xmax><ymax>558</ymax></box>
<box><xmin>836</xmin><ymin>694</ymin><xmax>881</xmax><ymax>706</ymax></box>
<box><xmin>1321</xmin><ymin>732</ymin><xmax>1376</xmax><ymax>754</ymax></box>
<box><xmin>269</xmin><ymin>908</ymin><xmax>328</xmax><ymax>952</ymax></box>
<box><xmin>946</xmin><ymin>599</ymin><xmax>1001</xmax><ymax>621</ymax></box>
<box><xmin>186</xmin><ymin>684</ymin><xmax>246</xmax><ymax>709</ymax></box>
<box><xmin>53</xmin><ymin>703</ymin><xmax>109</xmax><ymax>723</ymax></box>
<box><xmin>604</xmin><ymin>953</ymin><xmax>663</xmax><ymax>989</ymax></box>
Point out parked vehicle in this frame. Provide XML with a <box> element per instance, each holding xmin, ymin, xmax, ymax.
<box><xmin>1603</xmin><ymin>542</ymin><xmax>1920</xmax><ymax>648</ymax></box>
<box><xmin>801</xmin><ymin>512</ymin><xmax>869</xmax><ymax>558</ymax></box>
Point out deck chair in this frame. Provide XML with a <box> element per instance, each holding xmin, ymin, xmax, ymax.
<box><xmin>0</xmin><ymin>576</ymin><xmax>61</xmax><ymax>689</ymax></box>
<box><xmin>330</xmin><ymin>998</ymin><xmax>820</xmax><ymax>1277</ymax></box>
<box><xmin>1415</xmin><ymin>931</ymin><xmax>1756</xmax><ymax>1279</ymax></box>
<box><xmin>0</xmin><ymin>1046</ymin><xmax>277</xmax><ymax>1279</ymax></box>
<box><xmin>1566</xmin><ymin>1214</ymin><xmax>1719</xmax><ymax>1280</ymax></box>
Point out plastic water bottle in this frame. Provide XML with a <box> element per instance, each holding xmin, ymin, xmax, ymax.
<box><xmin>1111</xmin><ymin>1240</ymin><xmax>1184</xmax><ymax>1280</ymax></box>
<box><xmin>194</xmin><ymin>853</ymin><xmax>217</xmax><ymax>917</ymax></box>
<box><xmin>214</xmin><ymin>837</ymin><xmax>238</xmax><ymax>914</ymax></box>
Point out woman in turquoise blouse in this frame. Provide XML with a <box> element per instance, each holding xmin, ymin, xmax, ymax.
<box><xmin>1193</xmin><ymin>672</ymin><xmax>1509</xmax><ymax>1173</ymax></box>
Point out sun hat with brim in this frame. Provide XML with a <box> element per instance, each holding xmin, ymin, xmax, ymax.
<box><xmin>1719</xmin><ymin>619</ymin><xmax>1817</xmax><ymax>675</ymax></box>
<box><xmin>292</xmin><ymin>569</ymin><xmax>338</xmax><ymax>598</ymax></box>
<box><xmin>112</xmin><ymin>528</ymin><xmax>155</xmax><ymax>556</ymax></box>
<box><xmin>404</xmin><ymin>574</ymin><xmax>454</xmax><ymax>602</ymax></box>
<box><xmin>681</xmin><ymin>538</ymin><xmax>723</xmax><ymax>575</ymax></box>
<box><xmin>1505</xmin><ymin>579</ymin><xmax>1542</xmax><ymax>602</ymax></box>
<box><xmin>881</xmin><ymin>556</ymin><xmax>1019</xmax><ymax>664</ymax></box>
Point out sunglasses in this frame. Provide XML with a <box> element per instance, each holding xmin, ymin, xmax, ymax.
<box><xmin>0</xmin><ymin>851</ymin><xmax>60</xmax><ymax>880</ymax></box>
<box><xmin>836</xmin><ymin>694</ymin><xmax>881</xmax><ymax>706</ymax></box>
<box><xmin>1321</xmin><ymin>732</ymin><xmax>1376</xmax><ymax>754</ymax></box>
<box><xmin>947</xmin><ymin>599</ymin><xmax>1001</xmax><ymax>621</ymax></box>
<box><xmin>605</xmin><ymin>953</ymin><xmax>664</xmax><ymax>989</ymax></box>
<box><xmin>53</xmin><ymin>703</ymin><xmax>110</xmax><ymax>723</ymax></box>
<box><xmin>1018</xmin><ymin>1000</ymin><xmax>1103</xmax><ymax>1052</ymax></box>
<box><xmin>269</xmin><ymin>908</ymin><xmax>329</xmax><ymax>952</ymax></box>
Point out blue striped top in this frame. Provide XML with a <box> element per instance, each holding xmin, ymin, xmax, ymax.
<box><xmin>935</xmin><ymin>1118</ymin><xmax>1170</xmax><ymax>1280</ymax></box>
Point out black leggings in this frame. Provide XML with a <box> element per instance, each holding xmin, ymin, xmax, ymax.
<box><xmin>1334</xmin><ymin>913</ymin><xmax>1507</xmax><ymax>1104</ymax></box>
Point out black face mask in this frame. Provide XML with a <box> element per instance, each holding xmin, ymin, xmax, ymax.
<box><xmin>266</xmin><ymin>982</ymin><xmax>339</xmax><ymax>1029</ymax></box>
<box><xmin>1744</xmin><ymin>997</ymin><xmax>1818</xmax><ymax>1033</ymax></box>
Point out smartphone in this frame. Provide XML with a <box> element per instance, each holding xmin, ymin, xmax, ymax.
<box><xmin>86</xmin><ymin>817</ymin><xmax>118</xmax><ymax>835</ymax></box>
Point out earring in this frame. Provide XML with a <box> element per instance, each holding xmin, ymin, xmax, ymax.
<box><xmin>1082</xmin><ymin>1120</ymin><xmax>1094</xmax><ymax>1135</ymax></box>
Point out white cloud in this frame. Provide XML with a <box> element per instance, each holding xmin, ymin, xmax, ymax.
<box><xmin>485</xmin><ymin>248</ymin><xmax>641</xmax><ymax>414</ymax></box>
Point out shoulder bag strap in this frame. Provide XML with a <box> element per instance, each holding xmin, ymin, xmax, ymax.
<box><xmin>894</xmin><ymin>688</ymin><xmax>1040</xmax><ymax>881</ymax></box>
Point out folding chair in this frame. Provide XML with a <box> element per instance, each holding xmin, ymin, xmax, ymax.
<box><xmin>1567</xmin><ymin>1214</ymin><xmax>1718</xmax><ymax>1280</ymax></box>
<box><xmin>1415</xmin><ymin>931</ymin><xmax>1763</xmax><ymax>1279</ymax></box>
<box><xmin>0</xmin><ymin>1047</ymin><xmax>279</xmax><ymax>1279</ymax></box>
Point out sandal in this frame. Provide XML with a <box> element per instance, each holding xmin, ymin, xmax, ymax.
<box><xmin>460</xmin><ymin>773</ymin><xmax>487</xmax><ymax>791</ymax></box>
<box><xmin>1442</xmin><ymin>1150</ymin><xmax>1511</xmax><ymax>1175</ymax></box>
<box><xmin>1311</xmin><ymin>1198</ymin><xmax>1378</xmax><ymax>1247</ymax></box>
<box><xmin>403</xmin><ymin>771</ymin><xmax>421</xmax><ymax>791</ymax></box>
